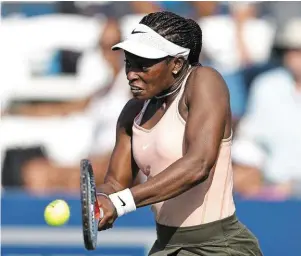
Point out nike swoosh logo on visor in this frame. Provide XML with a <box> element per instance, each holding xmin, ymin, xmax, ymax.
<box><xmin>131</xmin><ymin>29</ymin><xmax>147</xmax><ymax>34</ymax></box>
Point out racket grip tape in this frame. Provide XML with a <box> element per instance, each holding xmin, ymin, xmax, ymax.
<box><xmin>99</xmin><ymin>208</ymin><xmax>104</xmax><ymax>219</ymax></box>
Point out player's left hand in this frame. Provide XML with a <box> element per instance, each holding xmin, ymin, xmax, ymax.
<box><xmin>96</xmin><ymin>194</ymin><xmax>118</xmax><ymax>231</ymax></box>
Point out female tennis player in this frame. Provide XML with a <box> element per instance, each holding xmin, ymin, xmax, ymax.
<box><xmin>96</xmin><ymin>11</ymin><xmax>262</xmax><ymax>255</ymax></box>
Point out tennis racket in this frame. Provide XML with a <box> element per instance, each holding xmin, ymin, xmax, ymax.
<box><xmin>80</xmin><ymin>159</ymin><xmax>103</xmax><ymax>250</ymax></box>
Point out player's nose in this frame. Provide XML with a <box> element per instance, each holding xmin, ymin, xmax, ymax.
<box><xmin>126</xmin><ymin>69</ymin><xmax>139</xmax><ymax>82</ymax></box>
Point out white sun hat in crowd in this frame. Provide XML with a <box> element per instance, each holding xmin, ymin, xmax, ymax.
<box><xmin>276</xmin><ymin>18</ymin><xmax>301</xmax><ymax>49</ymax></box>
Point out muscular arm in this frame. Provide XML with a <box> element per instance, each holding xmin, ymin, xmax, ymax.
<box><xmin>97</xmin><ymin>99</ymin><xmax>144</xmax><ymax>195</ymax></box>
<box><xmin>131</xmin><ymin>67</ymin><xmax>231</xmax><ymax>207</ymax></box>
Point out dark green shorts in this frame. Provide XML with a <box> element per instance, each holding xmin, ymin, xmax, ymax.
<box><xmin>149</xmin><ymin>213</ymin><xmax>263</xmax><ymax>256</ymax></box>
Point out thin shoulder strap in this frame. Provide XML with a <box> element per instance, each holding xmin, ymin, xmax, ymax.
<box><xmin>177</xmin><ymin>66</ymin><xmax>195</xmax><ymax>97</ymax></box>
<box><xmin>136</xmin><ymin>100</ymin><xmax>150</xmax><ymax>125</ymax></box>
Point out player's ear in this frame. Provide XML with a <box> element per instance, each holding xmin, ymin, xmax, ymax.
<box><xmin>171</xmin><ymin>57</ymin><xmax>185</xmax><ymax>75</ymax></box>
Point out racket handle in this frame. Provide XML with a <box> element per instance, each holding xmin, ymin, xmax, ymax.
<box><xmin>99</xmin><ymin>208</ymin><xmax>104</xmax><ymax>219</ymax></box>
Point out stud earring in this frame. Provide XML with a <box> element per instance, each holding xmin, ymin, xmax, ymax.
<box><xmin>172</xmin><ymin>70</ymin><xmax>178</xmax><ymax>75</ymax></box>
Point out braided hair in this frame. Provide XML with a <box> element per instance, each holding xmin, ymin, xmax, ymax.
<box><xmin>140</xmin><ymin>11</ymin><xmax>202</xmax><ymax>66</ymax></box>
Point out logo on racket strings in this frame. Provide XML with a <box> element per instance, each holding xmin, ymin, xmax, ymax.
<box><xmin>90</xmin><ymin>204</ymin><xmax>95</xmax><ymax>219</ymax></box>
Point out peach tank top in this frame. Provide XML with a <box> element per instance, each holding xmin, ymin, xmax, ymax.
<box><xmin>132</xmin><ymin>70</ymin><xmax>235</xmax><ymax>227</ymax></box>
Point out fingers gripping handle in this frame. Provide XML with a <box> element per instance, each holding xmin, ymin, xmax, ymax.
<box><xmin>94</xmin><ymin>193</ymin><xmax>104</xmax><ymax>221</ymax></box>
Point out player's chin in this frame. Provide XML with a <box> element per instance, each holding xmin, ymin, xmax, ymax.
<box><xmin>131</xmin><ymin>90</ymin><xmax>150</xmax><ymax>100</ymax></box>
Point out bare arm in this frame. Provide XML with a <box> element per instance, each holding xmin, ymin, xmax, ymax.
<box><xmin>97</xmin><ymin>99</ymin><xmax>144</xmax><ymax>195</ymax></box>
<box><xmin>131</xmin><ymin>67</ymin><xmax>231</xmax><ymax>207</ymax></box>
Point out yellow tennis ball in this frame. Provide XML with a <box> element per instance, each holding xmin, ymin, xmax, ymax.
<box><xmin>44</xmin><ymin>199</ymin><xmax>70</xmax><ymax>226</ymax></box>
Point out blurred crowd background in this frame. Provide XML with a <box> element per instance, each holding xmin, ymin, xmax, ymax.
<box><xmin>1</xmin><ymin>1</ymin><xmax>301</xmax><ymax>200</ymax></box>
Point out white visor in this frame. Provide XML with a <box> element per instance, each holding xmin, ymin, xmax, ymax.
<box><xmin>112</xmin><ymin>24</ymin><xmax>190</xmax><ymax>59</ymax></box>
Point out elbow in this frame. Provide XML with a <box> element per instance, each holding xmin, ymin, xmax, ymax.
<box><xmin>188</xmin><ymin>158</ymin><xmax>213</xmax><ymax>185</ymax></box>
<box><xmin>191</xmin><ymin>168</ymin><xmax>211</xmax><ymax>185</ymax></box>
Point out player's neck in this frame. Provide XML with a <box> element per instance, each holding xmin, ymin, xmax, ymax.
<box><xmin>155</xmin><ymin>64</ymin><xmax>190</xmax><ymax>102</ymax></box>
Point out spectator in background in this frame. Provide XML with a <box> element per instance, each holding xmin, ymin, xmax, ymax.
<box><xmin>76</xmin><ymin>18</ymin><xmax>124</xmax><ymax>102</ymax></box>
<box><xmin>1</xmin><ymin>18</ymin><xmax>131</xmax><ymax>193</ymax></box>
<box><xmin>197</xmin><ymin>2</ymin><xmax>276</xmax><ymax>127</ymax></box>
<box><xmin>58</xmin><ymin>1</ymin><xmax>161</xmax><ymax>73</ymax></box>
<box><xmin>65</xmin><ymin>1</ymin><xmax>160</xmax><ymax>19</ymax></box>
<box><xmin>259</xmin><ymin>1</ymin><xmax>301</xmax><ymax>34</ymax></box>
<box><xmin>241</xmin><ymin>1</ymin><xmax>301</xmax><ymax>91</ymax></box>
<box><xmin>232</xmin><ymin>18</ymin><xmax>301</xmax><ymax>199</ymax></box>
<box><xmin>1</xmin><ymin>2</ymin><xmax>161</xmax><ymax>193</ymax></box>
<box><xmin>4</xmin><ymin>19</ymin><xmax>122</xmax><ymax>117</ymax></box>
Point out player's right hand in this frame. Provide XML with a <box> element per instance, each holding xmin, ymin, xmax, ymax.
<box><xmin>96</xmin><ymin>193</ymin><xmax>117</xmax><ymax>231</ymax></box>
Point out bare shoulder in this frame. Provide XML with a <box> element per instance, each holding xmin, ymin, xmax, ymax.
<box><xmin>183</xmin><ymin>66</ymin><xmax>232</xmax><ymax>139</ymax></box>
<box><xmin>185</xmin><ymin>66</ymin><xmax>230</xmax><ymax>103</ymax></box>
<box><xmin>117</xmin><ymin>98</ymin><xmax>145</xmax><ymax>135</ymax></box>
